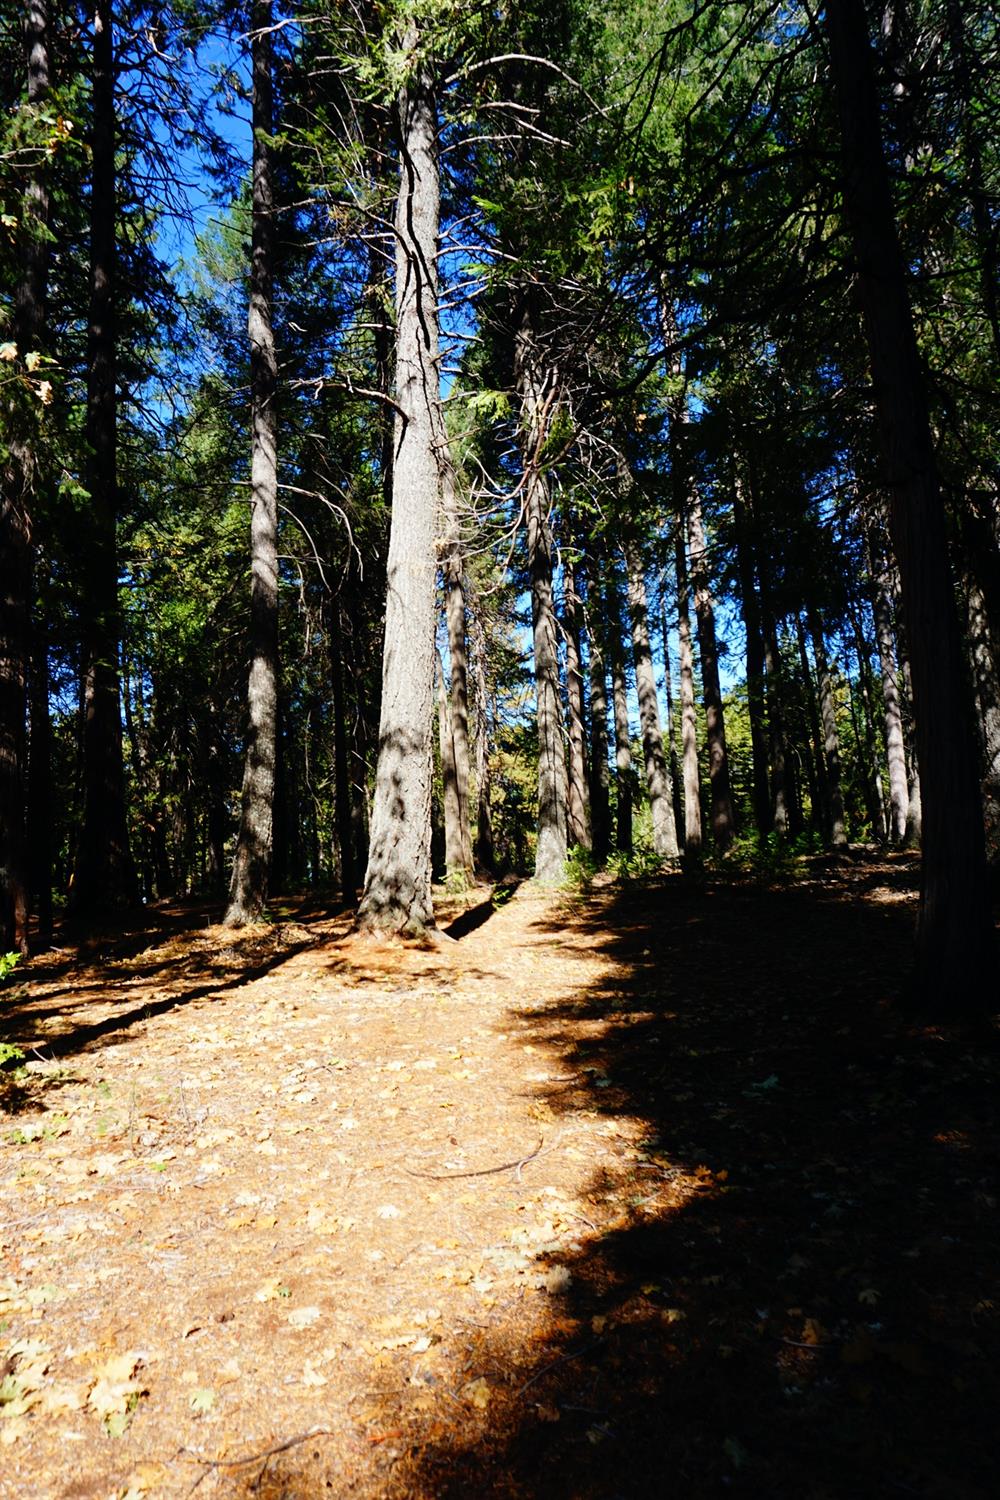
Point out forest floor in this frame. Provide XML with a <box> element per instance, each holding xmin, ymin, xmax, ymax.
<box><xmin>2</xmin><ymin>852</ymin><xmax>999</xmax><ymax>1500</ymax></box>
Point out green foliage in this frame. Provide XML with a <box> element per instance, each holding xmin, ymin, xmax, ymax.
<box><xmin>1</xmin><ymin>953</ymin><xmax>24</xmax><ymax>1074</ymax></box>
<box><xmin>563</xmin><ymin>843</ymin><xmax>598</xmax><ymax>892</ymax></box>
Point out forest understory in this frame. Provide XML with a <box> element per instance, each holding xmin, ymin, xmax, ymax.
<box><xmin>2</xmin><ymin>855</ymin><xmax>999</xmax><ymax>1500</ymax></box>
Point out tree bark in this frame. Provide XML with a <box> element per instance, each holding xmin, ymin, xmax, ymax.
<box><xmin>27</xmin><ymin>571</ymin><xmax>52</xmax><ymax>946</ymax></box>
<box><xmin>436</xmin><ymin>647</ymin><xmax>463</xmax><ymax>876</ymax></box>
<box><xmin>674</xmin><ymin>516</ymin><xmax>702</xmax><ymax>853</ymax></box>
<box><xmin>441</xmin><ymin>467</ymin><xmax>474</xmax><ymax>878</ymax></box>
<box><xmin>732</xmin><ymin>471</ymin><xmax>771</xmax><ymax>837</ymax></box>
<box><xmin>1</xmin><ymin>0</ymin><xmax>52</xmax><ymax>951</ymax></box>
<box><xmin>626</xmin><ymin>541</ymin><xmax>680</xmax><ymax>859</ymax></box>
<box><xmin>808</xmin><ymin>609</ymin><xmax>848</xmax><ymax>848</ymax></box>
<box><xmin>514</xmin><ymin>297</ymin><xmax>568</xmax><ymax>885</ymax></box>
<box><xmin>326</xmin><ymin>594</ymin><xmax>355</xmax><ymax>902</ymax></box>
<box><xmin>606</xmin><ymin>576</ymin><xmax>633</xmax><ymax>855</ymax></box>
<box><xmin>763</xmin><ymin>614</ymin><xmax>789</xmax><ymax>836</ymax></box>
<box><xmin>584</xmin><ymin>564</ymin><xmax>612</xmax><ymax>864</ymax></box>
<box><xmin>226</xmin><ymin>0</ymin><xmax>279</xmax><ymax>926</ymax></box>
<box><xmin>687</xmin><ymin>490</ymin><xmax>735</xmax><ymax>851</ymax></box>
<box><xmin>660</xmin><ymin>598</ymin><xmax>685</xmax><ymax>849</ymax></box>
<box><xmin>563</xmin><ymin>551</ymin><xmax>591</xmax><ymax>850</ymax></box>
<box><xmin>358</xmin><ymin>28</ymin><xmax>441</xmax><ymax>931</ymax></box>
<box><xmin>825</xmin><ymin>0</ymin><xmax>994</xmax><ymax>1011</ymax></box>
<box><xmin>468</xmin><ymin>594</ymin><xmax>495</xmax><ymax>874</ymax></box>
<box><xmin>72</xmin><ymin>0</ymin><xmax>135</xmax><ymax>919</ymax></box>
<box><xmin>869</xmin><ymin>537</ymin><xmax>909</xmax><ymax>842</ymax></box>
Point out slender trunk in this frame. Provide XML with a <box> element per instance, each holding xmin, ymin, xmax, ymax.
<box><xmin>733</xmin><ymin>471</ymin><xmax>771</xmax><ymax>837</ymax></box>
<box><xmin>763</xmin><ymin>615</ymin><xmax>789</xmax><ymax>836</ymax></box>
<box><xmin>226</xmin><ymin>1</ymin><xmax>279</xmax><ymax>926</ymax></box>
<box><xmin>563</xmin><ymin>551</ymin><xmax>591</xmax><ymax>849</ymax></box>
<box><xmin>72</xmin><ymin>0</ymin><xmax>134</xmax><ymax>918</ymax></box>
<box><xmin>808</xmin><ymin>609</ymin><xmax>848</xmax><ymax>848</ymax></box>
<box><xmin>965</xmin><ymin>577</ymin><xmax>1000</xmax><ymax>859</ymax></box>
<box><xmin>945</xmin><ymin>0</ymin><xmax>1000</xmax><ymax>364</ymax></box>
<box><xmin>660</xmin><ymin>599</ymin><xmax>685</xmax><ymax>848</ymax></box>
<box><xmin>515</xmin><ymin>299</ymin><xmax>567</xmax><ymax>884</ymax></box>
<box><xmin>441</xmin><ymin>468</ymin><xmax>474</xmax><ymax>877</ymax></box>
<box><xmin>206</xmin><ymin>722</ymin><xmax>227</xmax><ymax>897</ymax></box>
<box><xmin>795</xmin><ymin>613</ymin><xmax>829</xmax><ymax>829</ymax></box>
<box><xmin>825</xmin><ymin>0</ymin><xmax>993</xmax><ymax>1010</ymax></box>
<box><xmin>625</xmin><ymin>542</ymin><xmax>679</xmax><ymax>859</ymax></box>
<box><xmin>674</xmin><ymin>517</ymin><xmax>702</xmax><ymax>852</ymax></box>
<box><xmin>607</xmin><ymin>576</ymin><xmax>633</xmax><ymax>854</ymax></box>
<box><xmin>585</xmin><ymin>565</ymin><xmax>612</xmax><ymax>864</ymax></box>
<box><xmin>436</xmin><ymin>647</ymin><xmax>463</xmax><ymax>876</ymax></box>
<box><xmin>468</xmin><ymin>596</ymin><xmax>495</xmax><ymax>874</ymax></box>
<box><xmin>1</xmin><ymin>1</ymin><xmax>51</xmax><ymax>951</ymax></box>
<box><xmin>687</xmin><ymin>490</ymin><xmax>735</xmax><ymax>850</ymax></box>
<box><xmin>848</xmin><ymin>597</ymin><xmax>888</xmax><ymax>840</ymax></box>
<box><xmin>359</xmin><ymin>28</ymin><xmax>440</xmax><ymax>931</ymax></box>
<box><xmin>327</xmin><ymin>594</ymin><xmax>355</xmax><ymax>901</ymax></box>
<box><xmin>27</xmin><ymin>585</ymin><xmax>52</xmax><ymax>946</ymax></box>
<box><xmin>869</xmin><ymin>536</ymin><xmax>909</xmax><ymax>842</ymax></box>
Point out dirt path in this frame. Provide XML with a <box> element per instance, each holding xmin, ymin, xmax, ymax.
<box><xmin>3</xmin><ymin>861</ymin><xmax>999</xmax><ymax>1498</ymax></box>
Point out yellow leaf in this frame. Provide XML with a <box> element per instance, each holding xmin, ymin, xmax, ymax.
<box><xmin>461</xmin><ymin>1377</ymin><xmax>491</xmax><ymax>1409</ymax></box>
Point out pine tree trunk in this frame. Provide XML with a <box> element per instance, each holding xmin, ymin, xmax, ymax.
<box><xmin>226</xmin><ymin>1</ymin><xmax>279</xmax><ymax>926</ymax></box>
<box><xmin>607</xmin><ymin>577</ymin><xmax>633</xmax><ymax>855</ymax></box>
<box><xmin>563</xmin><ymin>552</ymin><xmax>591</xmax><ymax>850</ymax></box>
<box><xmin>687</xmin><ymin>490</ymin><xmax>735</xmax><ymax>850</ymax></box>
<box><xmin>585</xmin><ymin>565</ymin><xmax>612</xmax><ymax>864</ymax></box>
<box><xmin>468</xmin><ymin>597</ymin><xmax>495</xmax><ymax>874</ymax></box>
<box><xmin>674</xmin><ymin>518</ymin><xmax>702</xmax><ymax>853</ymax></box>
<box><xmin>441</xmin><ymin>468</ymin><xmax>474</xmax><ymax>877</ymax></box>
<box><xmin>825</xmin><ymin>0</ymin><xmax>994</xmax><ymax>1011</ymax></box>
<box><xmin>965</xmin><ymin>577</ymin><xmax>1000</xmax><ymax>860</ymax></box>
<box><xmin>626</xmin><ymin>541</ymin><xmax>679</xmax><ymax>859</ymax></box>
<box><xmin>358</xmin><ymin>28</ymin><xmax>441</xmax><ymax>931</ymax></box>
<box><xmin>795</xmin><ymin>613</ymin><xmax>829</xmax><ymax>830</ymax></box>
<box><xmin>660</xmin><ymin>600</ymin><xmax>685</xmax><ymax>849</ymax></box>
<box><xmin>327</xmin><ymin>594</ymin><xmax>355</xmax><ymax>901</ymax></box>
<box><xmin>436</xmin><ymin>648</ymin><xmax>464</xmax><ymax>876</ymax></box>
<box><xmin>808</xmin><ymin>609</ymin><xmax>848</xmax><ymax>848</ymax></box>
<box><xmin>514</xmin><ymin>300</ymin><xmax>567</xmax><ymax>885</ymax></box>
<box><xmin>27</xmin><ymin>579</ymin><xmax>52</xmax><ymax>946</ymax></box>
<box><xmin>1</xmin><ymin>1</ymin><xmax>52</xmax><ymax>952</ymax></box>
<box><xmin>869</xmin><ymin>542</ymin><xmax>909</xmax><ymax>842</ymax></box>
<box><xmin>848</xmin><ymin>598</ymin><xmax>889</xmax><ymax>840</ymax></box>
<box><xmin>733</xmin><ymin>472</ymin><xmax>771</xmax><ymax>837</ymax></box>
<box><xmin>72</xmin><ymin>0</ymin><xmax>134</xmax><ymax>919</ymax></box>
<box><xmin>763</xmin><ymin>616</ymin><xmax>789</xmax><ymax>836</ymax></box>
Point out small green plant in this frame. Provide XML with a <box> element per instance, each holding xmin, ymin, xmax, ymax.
<box><xmin>1</xmin><ymin>952</ymin><xmax>24</xmax><ymax>1074</ymax></box>
<box><xmin>443</xmin><ymin>866</ymin><xmax>470</xmax><ymax>896</ymax></box>
<box><xmin>564</xmin><ymin>844</ymin><xmax>598</xmax><ymax>892</ymax></box>
<box><xmin>607</xmin><ymin>845</ymin><xmax>664</xmax><ymax>883</ymax></box>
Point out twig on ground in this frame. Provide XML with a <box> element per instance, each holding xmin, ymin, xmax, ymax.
<box><xmin>515</xmin><ymin>1339</ymin><xmax>604</xmax><ymax>1396</ymax></box>
<box><xmin>179</xmin><ymin>1427</ymin><xmax>336</xmax><ymax>1480</ymax></box>
<box><xmin>404</xmin><ymin>1137</ymin><xmax>545</xmax><ymax>1181</ymax></box>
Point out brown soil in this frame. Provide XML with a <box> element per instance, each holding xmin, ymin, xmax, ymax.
<box><xmin>2</xmin><ymin>855</ymin><xmax>999</xmax><ymax>1499</ymax></box>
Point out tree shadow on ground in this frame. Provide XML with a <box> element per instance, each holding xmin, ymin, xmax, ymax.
<box><xmin>380</xmin><ymin>865</ymin><xmax>1000</xmax><ymax>1499</ymax></box>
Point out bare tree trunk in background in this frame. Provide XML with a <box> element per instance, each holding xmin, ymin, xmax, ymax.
<box><xmin>825</xmin><ymin>0</ymin><xmax>994</xmax><ymax>1012</ymax></box>
<box><xmin>965</xmin><ymin>577</ymin><xmax>1000</xmax><ymax>859</ymax></box>
<box><xmin>359</xmin><ymin>27</ymin><xmax>442</xmax><ymax>932</ymax></box>
<box><xmin>763</xmin><ymin>616</ymin><xmax>789</xmax><ymax>836</ymax></box>
<box><xmin>660</xmin><ymin>598</ymin><xmax>685</xmax><ymax>848</ymax></box>
<box><xmin>441</xmin><ymin>467</ymin><xmax>474</xmax><ymax>878</ymax></box>
<box><xmin>326</xmin><ymin>593</ymin><xmax>355</xmax><ymax>902</ymax></box>
<box><xmin>72</xmin><ymin>0</ymin><xmax>135</xmax><ymax>919</ymax></box>
<box><xmin>733</xmin><ymin>471</ymin><xmax>771</xmax><ymax>837</ymax></box>
<box><xmin>226</xmin><ymin>0</ymin><xmax>279</xmax><ymax>926</ymax></box>
<box><xmin>674</xmin><ymin>515</ymin><xmax>702</xmax><ymax>853</ymax></box>
<box><xmin>468</xmin><ymin>595</ymin><xmax>495</xmax><ymax>874</ymax></box>
<box><xmin>27</xmin><ymin>571</ymin><xmax>52</xmax><ymax>945</ymax></box>
<box><xmin>869</xmin><ymin>529</ymin><xmax>909</xmax><ymax>843</ymax></box>
<box><xmin>626</xmin><ymin>542</ymin><xmax>679</xmax><ymax>859</ymax></box>
<box><xmin>1</xmin><ymin>0</ymin><xmax>52</xmax><ymax>951</ymax></box>
<box><xmin>687</xmin><ymin>490</ymin><xmax>735</xmax><ymax>851</ymax></box>
<box><xmin>808</xmin><ymin>609</ymin><xmax>848</xmax><ymax>848</ymax></box>
<box><xmin>584</xmin><ymin>564</ymin><xmax>611</xmax><ymax>864</ymax></box>
<box><xmin>436</xmin><ymin>648</ymin><xmax>463</xmax><ymax>875</ymax></box>
<box><xmin>563</xmin><ymin>551</ymin><xmax>591</xmax><ymax>849</ymax></box>
<box><xmin>795</xmin><ymin>613</ymin><xmax>829</xmax><ymax>830</ymax></box>
<box><xmin>848</xmin><ymin>599</ymin><xmax>889</xmax><ymax>840</ymax></box>
<box><xmin>514</xmin><ymin>298</ymin><xmax>567</xmax><ymax>885</ymax></box>
<box><xmin>606</xmin><ymin>576</ymin><xmax>633</xmax><ymax>855</ymax></box>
